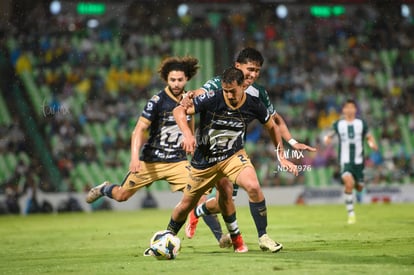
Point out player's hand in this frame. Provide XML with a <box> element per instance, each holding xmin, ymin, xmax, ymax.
<box><xmin>323</xmin><ymin>135</ymin><xmax>332</xmax><ymax>145</ymax></box>
<box><xmin>368</xmin><ymin>140</ymin><xmax>378</xmax><ymax>151</ymax></box>
<box><xmin>129</xmin><ymin>159</ymin><xmax>142</xmax><ymax>173</ymax></box>
<box><xmin>181</xmin><ymin>91</ymin><xmax>195</xmax><ymax>109</ymax></box>
<box><xmin>292</xmin><ymin>142</ymin><xmax>317</xmax><ymax>152</ymax></box>
<box><xmin>181</xmin><ymin>135</ymin><xmax>196</xmax><ymax>155</ymax></box>
<box><xmin>279</xmin><ymin>158</ymin><xmax>298</xmax><ymax>176</ymax></box>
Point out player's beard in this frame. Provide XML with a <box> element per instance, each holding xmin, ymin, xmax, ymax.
<box><xmin>169</xmin><ymin>86</ymin><xmax>184</xmax><ymax>98</ymax></box>
<box><xmin>229</xmin><ymin>98</ymin><xmax>239</xmax><ymax>107</ymax></box>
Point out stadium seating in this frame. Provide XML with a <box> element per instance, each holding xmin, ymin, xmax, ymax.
<box><xmin>0</xmin><ymin>93</ymin><xmax>12</xmax><ymax>126</ymax></box>
<box><xmin>0</xmin><ymin>152</ymin><xmax>30</xmax><ymax>187</ymax></box>
<box><xmin>2</xmin><ymin>8</ymin><xmax>414</xmax><ymax>195</ymax></box>
<box><xmin>304</xmin><ymin>167</ymin><xmax>335</xmax><ymax>187</ymax></box>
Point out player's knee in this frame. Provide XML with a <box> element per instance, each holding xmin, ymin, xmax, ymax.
<box><xmin>244</xmin><ymin>183</ymin><xmax>263</xmax><ymax>201</ymax></box>
<box><xmin>112</xmin><ymin>189</ymin><xmax>131</xmax><ymax>202</ymax></box>
<box><xmin>216</xmin><ymin>184</ymin><xmax>232</xmax><ymax>198</ymax></box>
<box><xmin>356</xmin><ymin>183</ymin><xmax>364</xmax><ymax>192</ymax></box>
<box><xmin>218</xmin><ymin>177</ymin><xmax>231</xmax><ymax>185</ymax></box>
<box><xmin>245</xmin><ymin>182</ymin><xmax>261</xmax><ymax>194</ymax></box>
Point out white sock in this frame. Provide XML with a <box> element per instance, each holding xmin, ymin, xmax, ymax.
<box><xmin>345</xmin><ymin>193</ymin><xmax>355</xmax><ymax>216</ymax></box>
<box><xmin>195</xmin><ymin>203</ymin><xmax>207</xmax><ymax>217</ymax></box>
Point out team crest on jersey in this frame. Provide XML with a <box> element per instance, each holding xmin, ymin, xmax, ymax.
<box><xmin>150</xmin><ymin>95</ymin><xmax>160</xmax><ymax>103</ymax></box>
<box><xmin>207</xmin><ymin>90</ymin><xmax>215</xmax><ymax>98</ymax></box>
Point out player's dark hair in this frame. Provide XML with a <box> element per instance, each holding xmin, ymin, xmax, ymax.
<box><xmin>158</xmin><ymin>56</ymin><xmax>200</xmax><ymax>82</ymax></box>
<box><xmin>221</xmin><ymin>67</ymin><xmax>244</xmax><ymax>86</ymax></box>
<box><xmin>235</xmin><ymin>47</ymin><xmax>264</xmax><ymax>66</ymax></box>
<box><xmin>344</xmin><ymin>98</ymin><xmax>357</xmax><ymax>107</ymax></box>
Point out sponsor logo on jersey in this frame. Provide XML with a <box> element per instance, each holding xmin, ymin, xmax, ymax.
<box><xmin>162</xmin><ymin>114</ymin><xmax>176</xmax><ymax>122</ymax></box>
<box><xmin>151</xmin><ymin>95</ymin><xmax>160</xmax><ymax>103</ymax></box>
<box><xmin>146</xmin><ymin>102</ymin><xmax>154</xmax><ymax>111</ymax></box>
<box><xmin>214</xmin><ymin>119</ymin><xmax>244</xmax><ymax>128</ymax></box>
<box><xmin>207</xmin><ymin>90</ymin><xmax>215</xmax><ymax>98</ymax></box>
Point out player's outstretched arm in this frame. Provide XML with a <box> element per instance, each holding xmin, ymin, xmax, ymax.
<box><xmin>323</xmin><ymin>130</ymin><xmax>335</xmax><ymax>146</ymax></box>
<box><xmin>173</xmin><ymin>105</ymin><xmax>196</xmax><ymax>154</ymax></box>
<box><xmin>265</xmin><ymin>120</ymin><xmax>298</xmax><ymax>176</ymax></box>
<box><xmin>366</xmin><ymin>133</ymin><xmax>378</xmax><ymax>151</ymax></box>
<box><xmin>273</xmin><ymin>113</ymin><xmax>316</xmax><ymax>151</ymax></box>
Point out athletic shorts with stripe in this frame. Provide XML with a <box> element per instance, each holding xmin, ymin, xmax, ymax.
<box><xmin>184</xmin><ymin>149</ymin><xmax>254</xmax><ymax>198</ymax></box>
<box><xmin>120</xmin><ymin>161</ymin><xmax>191</xmax><ymax>194</ymax></box>
<box><xmin>341</xmin><ymin>163</ymin><xmax>365</xmax><ymax>186</ymax></box>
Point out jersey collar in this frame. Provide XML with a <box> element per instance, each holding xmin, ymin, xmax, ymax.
<box><xmin>165</xmin><ymin>86</ymin><xmax>184</xmax><ymax>103</ymax></box>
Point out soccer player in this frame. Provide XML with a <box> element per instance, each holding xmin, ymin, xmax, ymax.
<box><xmin>85</xmin><ymin>56</ymin><xmax>231</xmax><ymax>247</ymax></box>
<box><xmin>324</xmin><ymin>99</ymin><xmax>378</xmax><ymax>224</ymax></box>
<box><xmin>184</xmin><ymin>47</ymin><xmax>316</xmax><ymax>252</ymax></box>
<box><xmin>162</xmin><ymin>67</ymin><xmax>298</xmax><ymax>254</ymax></box>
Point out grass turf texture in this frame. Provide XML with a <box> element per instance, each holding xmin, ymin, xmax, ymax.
<box><xmin>0</xmin><ymin>203</ymin><xmax>413</xmax><ymax>275</ymax></box>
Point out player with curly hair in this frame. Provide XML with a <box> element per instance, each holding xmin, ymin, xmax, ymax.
<box><xmin>86</xmin><ymin>56</ymin><xmax>231</xmax><ymax>247</ymax></box>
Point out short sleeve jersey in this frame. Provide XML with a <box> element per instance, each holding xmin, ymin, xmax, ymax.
<box><xmin>191</xmin><ymin>89</ymin><xmax>271</xmax><ymax>169</ymax></box>
<box><xmin>139</xmin><ymin>88</ymin><xmax>190</xmax><ymax>162</ymax></box>
<box><xmin>201</xmin><ymin>76</ymin><xmax>276</xmax><ymax>115</ymax></box>
<box><xmin>332</xmin><ymin>118</ymin><xmax>368</xmax><ymax>166</ymax></box>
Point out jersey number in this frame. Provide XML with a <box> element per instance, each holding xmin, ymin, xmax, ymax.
<box><xmin>237</xmin><ymin>154</ymin><xmax>247</xmax><ymax>163</ymax></box>
<box><xmin>208</xmin><ymin>129</ymin><xmax>240</xmax><ymax>151</ymax></box>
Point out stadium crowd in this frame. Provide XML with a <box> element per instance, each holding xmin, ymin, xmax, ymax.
<box><xmin>0</xmin><ymin>2</ymin><xmax>413</xmax><ymax>203</ymax></box>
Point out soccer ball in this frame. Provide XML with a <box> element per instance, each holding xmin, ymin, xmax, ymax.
<box><xmin>148</xmin><ymin>230</ymin><xmax>181</xmax><ymax>260</ymax></box>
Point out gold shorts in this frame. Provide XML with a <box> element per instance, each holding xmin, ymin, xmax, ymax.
<box><xmin>184</xmin><ymin>149</ymin><xmax>253</xmax><ymax>198</ymax></box>
<box><xmin>120</xmin><ymin>161</ymin><xmax>191</xmax><ymax>193</ymax></box>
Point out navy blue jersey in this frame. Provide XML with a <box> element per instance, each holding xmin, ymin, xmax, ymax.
<box><xmin>192</xmin><ymin>90</ymin><xmax>271</xmax><ymax>169</ymax></box>
<box><xmin>139</xmin><ymin>88</ymin><xmax>190</xmax><ymax>162</ymax></box>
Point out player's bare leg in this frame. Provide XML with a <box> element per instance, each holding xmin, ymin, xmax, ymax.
<box><xmin>206</xmin><ymin>195</ymin><xmax>221</xmax><ymax>213</ymax></box>
<box><xmin>167</xmin><ymin>192</ymin><xmax>204</xmax><ymax>234</ymax></box>
<box><xmin>174</xmin><ymin>193</ymin><xmax>202</xmax><ymax>223</ymax></box>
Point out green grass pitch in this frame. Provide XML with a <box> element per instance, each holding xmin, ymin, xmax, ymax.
<box><xmin>0</xmin><ymin>203</ymin><xmax>413</xmax><ymax>275</ymax></box>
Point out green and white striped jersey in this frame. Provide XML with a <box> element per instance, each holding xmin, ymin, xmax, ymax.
<box><xmin>333</xmin><ymin>118</ymin><xmax>368</xmax><ymax>166</ymax></box>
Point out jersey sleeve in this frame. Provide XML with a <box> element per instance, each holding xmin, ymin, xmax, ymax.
<box><xmin>258</xmin><ymin>85</ymin><xmax>276</xmax><ymax>115</ymax></box>
<box><xmin>362</xmin><ymin>119</ymin><xmax>369</xmax><ymax>137</ymax></box>
<box><xmin>201</xmin><ymin>76</ymin><xmax>222</xmax><ymax>93</ymax></box>
<box><xmin>193</xmin><ymin>90</ymin><xmax>217</xmax><ymax>114</ymax></box>
<box><xmin>140</xmin><ymin>94</ymin><xmax>160</xmax><ymax>122</ymax></box>
<box><xmin>332</xmin><ymin>120</ymin><xmax>339</xmax><ymax>134</ymax></box>
<box><xmin>254</xmin><ymin>97</ymin><xmax>272</xmax><ymax>124</ymax></box>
